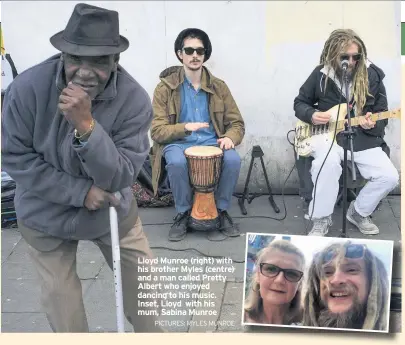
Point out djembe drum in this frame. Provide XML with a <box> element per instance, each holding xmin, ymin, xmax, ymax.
<box><xmin>184</xmin><ymin>146</ymin><xmax>223</xmax><ymax>231</ymax></box>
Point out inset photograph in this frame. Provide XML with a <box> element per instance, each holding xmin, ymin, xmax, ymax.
<box><xmin>242</xmin><ymin>233</ymin><xmax>393</xmax><ymax>333</ymax></box>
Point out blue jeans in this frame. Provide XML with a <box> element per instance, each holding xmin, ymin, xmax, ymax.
<box><xmin>163</xmin><ymin>145</ymin><xmax>241</xmax><ymax>213</ymax></box>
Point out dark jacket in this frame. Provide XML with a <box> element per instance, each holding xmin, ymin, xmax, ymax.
<box><xmin>1</xmin><ymin>54</ymin><xmax>152</xmax><ymax>240</ymax></box>
<box><xmin>150</xmin><ymin>66</ymin><xmax>245</xmax><ymax>195</ymax></box>
<box><xmin>293</xmin><ymin>63</ymin><xmax>388</xmax><ymax>152</ymax></box>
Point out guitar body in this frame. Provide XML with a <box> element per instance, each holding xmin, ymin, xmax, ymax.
<box><xmin>294</xmin><ymin>103</ymin><xmax>348</xmax><ymax>157</ymax></box>
<box><xmin>293</xmin><ymin>103</ymin><xmax>400</xmax><ymax>157</ymax></box>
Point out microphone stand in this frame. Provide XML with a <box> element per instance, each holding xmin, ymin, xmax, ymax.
<box><xmin>340</xmin><ymin>67</ymin><xmax>356</xmax><ymax>238</ymax></box>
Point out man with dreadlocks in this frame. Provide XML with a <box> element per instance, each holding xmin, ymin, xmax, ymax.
<box><xmin>294</xmin><ymin>29</ymin><xmax>399</xmax><ymax>236</ymax></box>
<box><xmin>302</xmin><ymin>241</ymin><xmax>389</xmax><ymax>330</ymax></box>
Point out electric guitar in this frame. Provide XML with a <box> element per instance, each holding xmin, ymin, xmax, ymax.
<box><xmin>294</xmin><ymin>103</ymin><xmax>401</xmax><ymax>157</ymax></box>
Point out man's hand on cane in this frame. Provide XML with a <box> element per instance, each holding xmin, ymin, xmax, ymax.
<box><xmin>85</xmin><ymin>185</ymin><xmax>120</xmax><ymax>211</ymax></box>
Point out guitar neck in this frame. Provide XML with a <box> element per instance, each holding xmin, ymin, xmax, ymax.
<box><xmin>297</xmin><ymin>108</ymin><xmax>399</xmax><ymax>141</ymax></box>
<box><xmin>338</xmin><ymin>110</ymin><xmax>396</xmax><ymax>128</ymax></box>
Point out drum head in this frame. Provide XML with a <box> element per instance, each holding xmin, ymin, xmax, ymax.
<box><xmin>184</xmin><ymin>146</ymin><xmax>223</xmax><ymax>157</ymax></box>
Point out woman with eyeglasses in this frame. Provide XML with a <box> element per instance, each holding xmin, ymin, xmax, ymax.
<box><xmin>244</xmin><ymin>240</ymin><xmax>305</xmax><ymax>325</ymax></box>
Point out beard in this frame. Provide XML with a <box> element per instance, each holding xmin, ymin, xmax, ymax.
<box><xmin>317</xmin><ymin>297</ymin><xmax>366</xmax><ymax>329</ymax></box>
<box><xmin>335</xmin><ymin>65</ymin><xmax>355</xmax><ymax>83</ymax></box>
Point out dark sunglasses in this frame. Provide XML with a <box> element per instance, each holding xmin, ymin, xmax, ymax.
<box><xmin>259</xmin><ymin>263</ymin><xmax>303</xmax><ymax>283</ymax></box>
<box><xmin>183</xmin><ymin>47</ymin><xmax>206</xmax><ymax>56</ymax></box>
<box><xmin>322</xmin><ymin>243</ymin><xmax>366</xmax><ymax>264</ymax></box>
<box><xmin>340</xmin><ymin>53</ymin><xmax>362</xmax><ymax>62</ymax></box>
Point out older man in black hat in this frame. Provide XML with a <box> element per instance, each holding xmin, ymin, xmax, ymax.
<box><xmin>1</xmin><ymin>3</ymin><xmax>162</xmax><ymax>333</ymax></box>
<box><xmin>150</xmin><ymin>28</ymin><xmax>245</xmax><ymax>242</ymax></box>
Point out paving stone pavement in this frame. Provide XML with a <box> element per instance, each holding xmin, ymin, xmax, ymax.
<box><xmin>1</xmin><ymin>196</ymin><xmax>401</xmax><ymax>333</ymax></box>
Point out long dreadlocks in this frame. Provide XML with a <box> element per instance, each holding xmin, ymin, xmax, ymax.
<box><xmin>319</xmin><ymin>29</ymin><xmax>372</xmax><ymax>116</ymax></box>
<box><xmin>302</xmin><ymin>241</ymin><xmax>389</xmax><ymax>330</ymax></box>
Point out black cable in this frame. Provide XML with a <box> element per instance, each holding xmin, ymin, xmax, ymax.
<box><xmin>232</xmin><ymin>160</ymin><xmax>295</xmax><ymax>221</ymax></box>
<box><xmin>287</xmin><ymin>129</ymin><xmax>296</xmax><ymax>146</ymax></box>
<box><xmin>231</xmin><ymin>130</ymin><xmax>296</xmax><ymax>221</ymax></box>
<box><xmin>146</xmin><ymin>151</ymin><xmax>298</xmax><ymax>257</ymax></box>
<box><xmin>142</xmin><ymin>156</ymin><xmax>297</xmax><ymax>227</ymax></box>
<box><xmin>142</xmin><ymin>140</ymin><xmax>298</xmax><ymax>249</ymax></box>
<box><xmin>304</xmin><ymin>80</ymin><xmax>344</xmax><ymax>235</ymax></box>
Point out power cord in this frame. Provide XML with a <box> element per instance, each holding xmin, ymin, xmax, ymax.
<box><xmin>146</xmin><ymin>150</ymin><xmax>298</xmax><ymax>256</ymax></box>
<box><xmin>142</xmin><ymin>154</ymin><xmax>297</xmax><ymax>227</ymax></box>
<box><xmin>303</xmin><ymin>80</ymin><xmax>344</xmax><ymax>235</ymax></box>
<box><xmin>231</xmin><ymin>149</ymin><xmax>296</xmax><ymax>222</ymax></box>
<box><xmin>140</xmin><ymin>139</ymin><xmax>298</xmax><ymax>251</ymax></box>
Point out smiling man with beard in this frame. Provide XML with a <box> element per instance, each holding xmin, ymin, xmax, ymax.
<box><xmin>302</xmin><ymin>241</ymin><xmax>389</xmax><ymax>330</ymax></box>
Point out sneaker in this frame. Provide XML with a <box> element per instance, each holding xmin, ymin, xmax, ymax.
<box><xmin>302</xmin><ymin>199</ymin><xmax>310</xmax><ymax>220</ymax></box>
<box><xmin>168</xmin><ymin>211</ymin><xmax>190</xmax><ymax>242</ymax></box>
<box><xmin>219</xmin><ymin>210</ymin><xmax>240</xmax><ymax>237</ymax></box>
<box><xmin>346</xmin><ymin>201</ymin><xmax>379</xmax><ymax>235</ymax></box>
<box><xmin>308</xmin><ymin>216</ymin><xmax>332</xmax><ymax>236</ymax></box>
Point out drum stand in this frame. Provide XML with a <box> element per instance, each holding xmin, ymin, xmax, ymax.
<box><xmin>234</xmin><ymin>145</ymin><xmax>280</xmax><ymax>215</ymax></box>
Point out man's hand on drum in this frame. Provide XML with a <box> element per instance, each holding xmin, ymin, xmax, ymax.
<box><xmin>217</xmin><ymin>137</ymin><xmax>234</xmax><ymax>150</ymax></box>
<box><xmin>84</xmin><ymin>185</ymin><xmax>121</xmax><ymax>211</ymax></box>
<box><xmin>184</xmin><ymin>122</ymin><xmax>209</xmax><ymax>132</ymax></box>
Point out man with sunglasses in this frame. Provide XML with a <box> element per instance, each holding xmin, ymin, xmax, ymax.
<box><xmin>302</xmin><ymin>241</ymin><xmax>389</xmax><ymax>330</ymax></box>
<box><xmin>293</xmin><ymin>28</ymin><xmax>399</xmax><ymax>236</ymax></box>
<box><xmin>150</xmin><ymin>28</ymin><xmax>245</xmax><ymax>242</ymax></box>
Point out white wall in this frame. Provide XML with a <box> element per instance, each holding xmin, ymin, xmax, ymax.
<box><xmin>1</xmin><ymin>1</ymin><xmax>401</xmax><ymax>193</ymax></box>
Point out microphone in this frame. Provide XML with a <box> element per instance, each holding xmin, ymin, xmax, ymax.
<box><xmin>341</xmin><ymin>59</ymin><xmax>349</xmax><ymax>71</ymax></box>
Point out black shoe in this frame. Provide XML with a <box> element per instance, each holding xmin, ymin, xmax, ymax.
<box><xmin>218</xmin><ymin>210</ymin><xmax>240</xmax><ymax>237</ymax></box>
<box><xmin>168</xmin><ymin>211</ymin><xmax>189</xmax><ymax>242</ymax></box>
<box><xmin>207</xmin><ymin>229</ymin><xmax>228</xmax><ymax>241</ymax></box>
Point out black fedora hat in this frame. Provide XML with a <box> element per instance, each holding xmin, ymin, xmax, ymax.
<box><xmin>50</xmin><ymin>3</ymin><xmax>129</xmax><ymax>56</ymax></box>
<box><xmin>174</xmin><ymin>28</ymin><xmax>212</xmax><ymax>63</ymax></box>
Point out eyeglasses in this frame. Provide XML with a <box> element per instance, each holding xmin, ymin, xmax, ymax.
<box><xmin>183</xmin><ymin>47</ymin><xmax>206</xmax><ymax>56</ymax></box>
<box><xmin>322</xmin><ymin>243</ymin><xmax>366</xmax><ymax>264</ymax></box>
<box><xmin>340</xmin><ymin>53</ymin><xmax>362</xmax><ymax>62</ymax></box>
<box><xmin>259</xmin><ymin>263</ymin><xmax>303</xmax><ymax>283</ymax></box>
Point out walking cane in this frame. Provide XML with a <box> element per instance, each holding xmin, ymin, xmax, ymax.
<box><xmin>109</xmin><ymin>192</ymin><xmax>125</xmax><ymax>332</ymax></box>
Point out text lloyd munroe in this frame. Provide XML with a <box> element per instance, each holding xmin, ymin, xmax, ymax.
<box><xmin>137</xmin><ymin>256</ymin><xmax>236</xmax><ymax>285</ymax></box>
